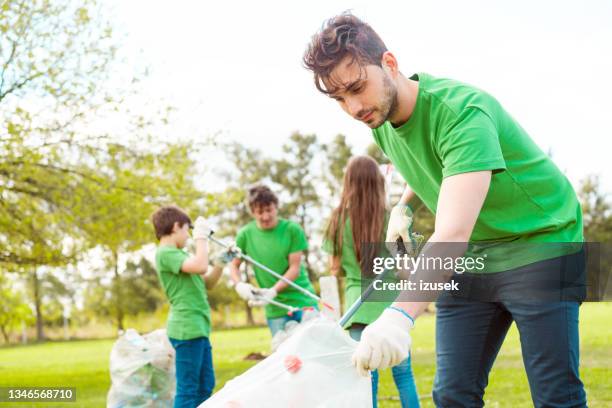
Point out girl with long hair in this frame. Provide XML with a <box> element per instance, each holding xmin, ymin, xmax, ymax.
<box><xmin>323</xmin><ymin>155</ymin><xmax>420</xmax><ymax>408</ymax></box>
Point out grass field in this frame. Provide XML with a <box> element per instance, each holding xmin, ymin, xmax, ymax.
<box><xmin>0</xmin><ymin>303</ymin><xmax>610</xmax><ymax>407</ymax></box>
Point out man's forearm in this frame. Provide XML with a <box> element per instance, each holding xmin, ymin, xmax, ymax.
<box><xmin>392</xmin><ymin>231</ymin><xmax>469</xmax><ymax>320</ymax></box>
<box><xmin>397</xmin><ymin>184</ymin><xmax>415</xmax><ymax>206</ymax></box>
<box><xmin>391</xmin><ymin>172</ymin><xmax>490</xmax><ymax>319</ymax></box>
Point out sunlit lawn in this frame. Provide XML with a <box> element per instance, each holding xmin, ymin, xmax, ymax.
<box><xmin>0</xmin><ymin>303</ymin><xmax>610</xmax><ymax>407</ymax></box>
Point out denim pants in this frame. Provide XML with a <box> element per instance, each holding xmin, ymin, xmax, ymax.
<box><xmin>432</xmin><ymin>249</ymin><xmax>587</xmax><ymax>408</ymax></box>
<box><xmin>349</xmin><ymin>324</ymin><xmax>420</xmax><ymax>408</ymax></box>
<box><xmin>433</xmin><ymin>296</ymin><xmax>586</xmax><ymax>407</ymax></box>
<box><xmin>169</xmin><ymin>336</ymin><xmax>215</xmax><ymax>408</ymax></box>
<box><xmin>266</xmin><ymin>309</ymin><xmax>303</xmax><ymax>336</ymax></box>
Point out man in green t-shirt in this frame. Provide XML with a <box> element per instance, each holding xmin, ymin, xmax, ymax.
<box><xmin>229</xmin><ymin>185</ymin><xmax>318</xmax><ymax>336</ymax></box>
<box><xmin>304</xmin><ymin>13</ymin><xmax>586</xmax><ymax>408</ymax></box>
<box><xmin>152</xmin><ymin>205</ymin><xmax>237</xmax><ymax>408</ymax></box>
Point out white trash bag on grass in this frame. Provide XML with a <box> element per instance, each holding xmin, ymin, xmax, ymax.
<box><xmin>107</xmin><ymin>328</ymin><xmax>175</xmax><ymax>408</ymax></box>
<box><xmin>200</xmin><ymin>317</ymin><xmax>371</xmax><ymax>408</ymax></box>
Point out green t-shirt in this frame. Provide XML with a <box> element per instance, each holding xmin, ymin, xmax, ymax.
<box><xmin>155</xmin><ymin>245</ymin><xmax>211</xmax><ymax>339</ymax></box>
<box><xmin>373</xmin><ymin>73</ymin><xmax>583</xmax><ymax>272</ymax></box>
<box><xmin>236</xmin><ymin>219</ymin><xmax>318</xmax><ymax>318</ymax></box>
<box><xmin>322</xmin><ymin>217</ymin><xmax>394</xmax><ymax>328</ymax></box>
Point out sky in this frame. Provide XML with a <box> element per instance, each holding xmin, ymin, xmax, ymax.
<box><xmin>110</xmin><ymin>0</ymin><xmax>612</xmax><ymax>192</ymax></box>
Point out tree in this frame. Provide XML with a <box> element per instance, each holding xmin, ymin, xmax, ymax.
<box><xmin>321</xmin><ymin>134</ymin><xmax>353</xmax><ymax>199</ymax></box>
<box><xmin>271</xmin><ymin>132</ymin><xmax>322</xmax><ymax>279</ymax></box>
<box><xmin>366</xmin><ymin>143</ymin><xmax>391</xmax><ymax>164</ymax></box>
<box><xmin>213</xmin><ymin>141</ymin><xmax>275</xmax><ymax>325</ymax></box>
<box><xmin>579</xmin><ymin>175</ymin><xmax>612</xmax><ymax>242</ymax></box>
<box><xmin>578</xmin><ymin>175</ymin><xmax>612</xmax><ymax>300</ymax></box>
<box><xmin>214</xmin><ymin>141</ymin><xmax>274</xmax><ymax>236</ymax></box>
<box><xmin>75</xmin><ymin>142</ymin><xmax>203</xmax><ymax>332</ymax></box>
<box><xmin>83</xmin><ymin>256</ymin><xmax>165</xmax><ymax>325</ymax></box>
<box><xmin>0</xmin><ymin>0</ymin><xmax>122</xmax><ymax>266</ymax></box>
<box><xmin>122</xmin><ymin>257</ymin><xmax>166</xmax><ymax>316</ymax></box>
<box><xmin>0</xmin><ymin>273</ymin><xmax>33</xmax><ymax>343</ymax></box>
<box><xmin>365</xmin><ymin>143</ymin><xmax>435</xmax><ymax>238</ymax></box>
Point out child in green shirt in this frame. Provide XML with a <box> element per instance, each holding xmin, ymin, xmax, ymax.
<box><xmin>152</xmin><ymin>205</ymin><xmax>236</xmax><ymax>407</ymax></box>
<box><xmin>323</xmin><ymin>156</ymin><xmax>419</xmax><ymax>408</ymax></box>
<box><xmin>229</xmin><ymin>185</ymin><xmax>318</xmax><ymax>336</ymax></box>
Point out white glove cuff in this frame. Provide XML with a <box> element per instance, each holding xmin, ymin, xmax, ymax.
<box><xmin>384</xmin><ymin>307</ymin><xmax>415</xmax><ymax>330</ymax></box>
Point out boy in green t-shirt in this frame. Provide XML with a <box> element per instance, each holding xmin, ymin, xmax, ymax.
<box><xmin>229</xmin><ymin>185</ymin><xmax>318</xmax><ymax>336</ymax></box>
<box><xmin>152</xmin><ymin>205</ymin><xmax>236</xmax><ymax>408</ymax></box>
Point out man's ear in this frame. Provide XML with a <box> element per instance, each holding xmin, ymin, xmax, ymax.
<box><xmin>381</xmin><ymin>51</ymin><xmax>399</xmax><ymax>77</ymax></box>
<box><xmin>172</xmin><ymin>221</ymin><xmax>180</xmax><ymax>233</ymax></box>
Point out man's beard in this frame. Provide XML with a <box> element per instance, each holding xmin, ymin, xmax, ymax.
<box><xmin>370</xmin><ymin>73</ymin><xmax>399</xmax><ymax>128</ymax></box>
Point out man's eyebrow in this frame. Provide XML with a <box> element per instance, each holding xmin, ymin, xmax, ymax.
<box><xmin>328</xmin><ymin>79</ymin><xmax>364</xmax><ymax>98</ymax></box>
<box><xmin>345</xmin><ymin>79</ymin><xmax>364</xmax><ymax>90</ymax></box>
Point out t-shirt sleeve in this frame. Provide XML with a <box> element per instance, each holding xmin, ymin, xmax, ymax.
<box><xmin>289</xmin><ymin>222</ymin><xmax>309</xmax><ymax>254</ymax></box>
<box><xmin>236</xmin><ymin>228</ymin><xmax>247</xmax><ymax>254</ymax></box>
<box><xmin>437</xmin><ymin>108</ymin><xmax>507</xmax><ymax>178</ymax></box>
<box><xmin>160</xmin><ymin>248</ymin><xmax>189</xmax><ymax>275</ymax></box>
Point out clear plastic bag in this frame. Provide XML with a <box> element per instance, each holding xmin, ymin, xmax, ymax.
<box><xmin>107</xmin><ymin>328</ymin><xmax>175</xmax><ymax>408</ymax></box>
<box><xmin>200</xmin><ymin>317</ymin><xmax>372</xmax><ymax>408</ymax></box>
<box><xmin>270</xmin><ymin>307</ymin><xmax>319</xmax><ymax>352</ymax></box>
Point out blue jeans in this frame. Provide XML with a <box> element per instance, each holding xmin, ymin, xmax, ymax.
<box><xmin>169</xmin><ymin>336</ymin><xmax>215</xmax><ymax>408</ymax></box>
<box><xmin>349</xmin><ymin>324</ymin><xmax>420</xmax><ymax>408</ymax></box>
<box><xmin>433</xmin><ymin>295</ymin><xmax>586</xmax><ymax>407</ymax></box>
<box><xmin>266</xmin><ymin>309</ymin><xmax>303</xmax><ymax>336</ymax></box>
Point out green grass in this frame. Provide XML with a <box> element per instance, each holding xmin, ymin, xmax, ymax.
<box><xmin>0</xmin><ymin>303</ymin><xmax>610</xmax><ymax>407</ymax></box>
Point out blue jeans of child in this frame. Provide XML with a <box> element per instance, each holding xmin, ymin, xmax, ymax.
<box><xmin>349</xmin><ymin>324</ymin><xmax>420</xmax><ymax>408</ymax></box>
<box><xmin>266</xmin><ymin>309</ymin><xmax>303</xmax><ymax>336</ymax></box>
<box><xmin>169</xmin><ymin>336</ymin><xmax>215</xmax><ymax>408</ymax></box>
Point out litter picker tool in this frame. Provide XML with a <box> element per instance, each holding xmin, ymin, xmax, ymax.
<box><xmin>207</xmin><ymin>232</ymin><xmax>335</xmax><ymax>311</ymax></box>
<box><xmin>338</xmin><ymin>266</ymin><xmax>395</xmax><ymax>327</ymax></box>
<box><xmin>339</xmin><ymin>239</ymin><xmax>408</xmax><ymax>327</ymax></box>
<box><xmin>253</xmin><ymin>295</ymin><xmax>300</xmax><ymax>315</ymax></box>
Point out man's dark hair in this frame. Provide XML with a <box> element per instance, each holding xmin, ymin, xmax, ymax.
<box><xmin>303</xmin><ymin>12</ymin><xmax>388</xmax><ymax>95</ymax></box>
<box><xmin>151</xmin><ymin>205</ymin><xmax>192</xmax><ymax>240</ymax></box>
<box><xmin>248</xmin><ymin>185</ymin><xmax>279</xmax><ymax>210</ymax></box>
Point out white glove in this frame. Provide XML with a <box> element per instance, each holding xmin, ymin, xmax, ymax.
<box><xmin>213</xmin><ymin>243</ymin><xmax>242</xmax><ymax>267</ymax></box>
<box><xmin>386</xmin><ymin>205</ymin><xmax>421</xmax><ymax>255</ymax></box>
<box><xmin>352</xmin><ymin>307</ymin><xmax>414</xmax><ymax>377</ymax></box>
<box><xmin>192</xmin><ymin>216</ymin><xmax>212</xmax><ymax>240</ymax></box>
<box><xmin>248</xmin><ymin>287</ymin><xmax>277</xmax><ymax>307</ymax></box>
<box><xmin>235</xmin><ymin>282</ymin><xmax>257</xmax><ymax>301</ymax></box>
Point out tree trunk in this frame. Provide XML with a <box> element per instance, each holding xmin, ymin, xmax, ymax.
<box><xmin>244</xmin><ymin>266</ymin><xmax>255</xmax><ymax>326</ymax></box>
<box><xmin>0</xmin><ymin>325</ymin><xmax>9</xmax><ymax>343</ymax></box>
<box><xmin>112</xmin><ymin>250</ymin><xmax>124</xmax><ymax>332</ymax></box>
<box><xmin>32</xmin><ymin>269</ymin><xmax>45</xmax><ymax>341</ymax></box>
<box><xmin>299</xmin><ymin>204</ymin><xmax>316</xmax><ymax>282</ymax></box>
<box><xmin>244</xmin><ymin>301</ymin><xmax>254</xmax><ymax>326</ymax></box>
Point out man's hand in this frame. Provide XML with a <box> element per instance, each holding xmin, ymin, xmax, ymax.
<box><xmin>192</xmin><ymin>216</ymin><xmax>212</xmax><ymax>240</ymax></box>
<box><xmin>386</xmin><ymin>204</ymin><xmax>413</xmax><ymax>242</ymax></box>
<box><xmin>386</xmin><ymin>205</ymin><xmax>423</xmax><ymax>255</ymax></box>
<box><xmin>235</xmin><ymin>282</ymin><xmax>257</xmax><ymax>301</ymax></box>
<box><xmin>248</xmin><ymin>287</ymin><xmax>277</xmax><ymax>307</ymax></box>
<box><xmin>213</xmin><ymin>243</ymin><xmax>242</xmax><ymax>267</ymax></box>
<box><xmin>352</xmin><ymin>307</ymin><xmax>414</xmax><ymax>376</ymax></box>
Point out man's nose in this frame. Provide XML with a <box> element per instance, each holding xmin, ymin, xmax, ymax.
<box><xmin>346</xmin><ymin>98</ymin><xmax>363</xmax><ymax>118</ymax></box>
